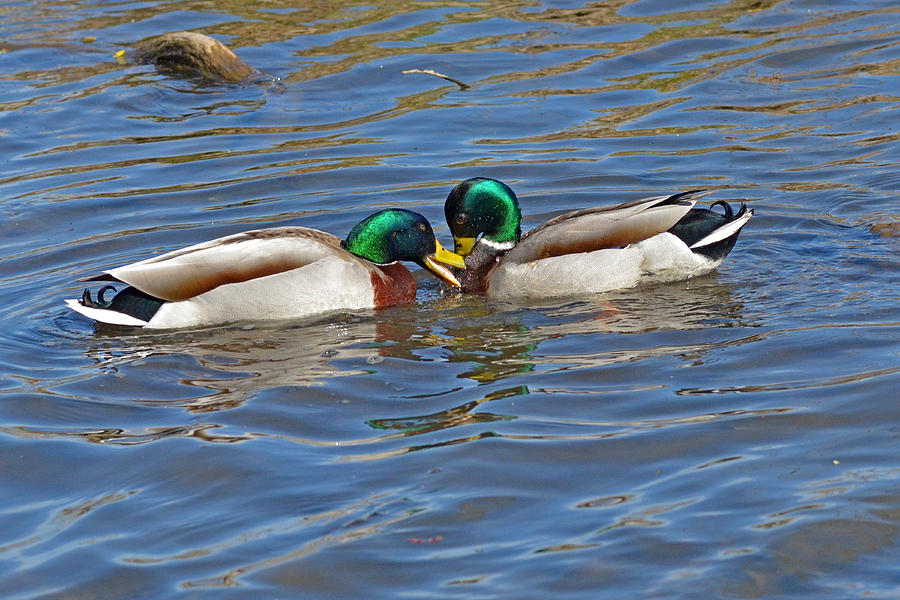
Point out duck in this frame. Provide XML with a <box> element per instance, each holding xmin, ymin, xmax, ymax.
<box><xmin>65</xmin><ymin>208</ymin><xmax>465</xmax><ymax>329</ymax></box>
<box><xmin>443</xmin><ymin>178</ymin><xmax>753</xmax><ymax>300</ymax></box>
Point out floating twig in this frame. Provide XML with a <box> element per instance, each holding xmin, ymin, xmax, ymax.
<box><xmin>402</xmin><ymin>68</ymin><xmax>469</xmax><ymax>90</ymax></box>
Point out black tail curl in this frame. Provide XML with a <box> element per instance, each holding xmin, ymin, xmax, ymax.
<box><xmin>81</xmin><ymin>285</ymin><xmax>118</xmax><ymax>308</ymax></box>
<box><xmin>710</xmin><ymin>200</ymin><xmax>734</xmax><ymax>219</ymax></box>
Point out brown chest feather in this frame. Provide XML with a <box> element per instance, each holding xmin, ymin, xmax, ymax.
<box><xmin>371</xmin><ymin>263</ymin><xmax>417</xmax><ymax>307</ymax></box>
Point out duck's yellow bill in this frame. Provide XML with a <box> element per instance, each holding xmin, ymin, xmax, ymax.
<box><xmin>424</xmin><ymin>257</ymin><xmax>461</xmax><ymax>287</ymax></box>
<box><xmin>434</xmin><ymin>240</ymin><xmax>466</xmax><ymax>268</ymax></box>
<box><xmin>453</xmin><ymin>236</ymin><xmax>477</xmax><ymax>257</ymax></box>
<box><xmin>424</xmin><ymin>241</ymin><xmax>465</xmax><ymax>287</ymax></box>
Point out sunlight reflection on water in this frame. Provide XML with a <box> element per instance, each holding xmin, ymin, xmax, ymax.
<box><xmin>0</xmin><ymin>0</ymin><xmax>898</xmax><ymax>597</ymax></box>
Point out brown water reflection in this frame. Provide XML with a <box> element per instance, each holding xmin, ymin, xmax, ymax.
<box><xmin>2</xmin><ymin>0</ymin><xmax>900</xmax><ymax>597</ymax></box>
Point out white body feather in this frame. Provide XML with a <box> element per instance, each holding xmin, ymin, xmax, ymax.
<box><xmin>487</xmin><ymin>232</ymin><xmax>721</xmax><ymax>301</ymax></box>
<box><xmin>64</xmin><ymin>299</ymin><xmax>151</xmax><ymax>327</ymax></box>
<box><xmin>146</xmin><ymin>256</ymin><xmax>375</xmax><ymax>328</ymax></box>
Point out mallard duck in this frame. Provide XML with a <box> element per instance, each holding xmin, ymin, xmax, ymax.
<box><xmin>443</xmin><ymin>178</ymin><xmax>752</xmax><ymax>299</ymax></box>
<box><xmin>65</xmin><ymin>208</ymin><xmax>465</xmax><ymax>328</ymax></box>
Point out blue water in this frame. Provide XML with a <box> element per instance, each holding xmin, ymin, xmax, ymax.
<box><xmin>1</xmin><ymin>1</ymin><xmax>898</xmax><ymax>598</ymax></box>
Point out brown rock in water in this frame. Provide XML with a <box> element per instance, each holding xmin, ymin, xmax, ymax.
<box><xmin>134</xmin><ymin>31</ymin><xmax>256</xmax><ymax>83</ymax></box>
<box><xmin>870</xmin><ymin>220</ymin><xmax>899</xmax><ymax>238</ymax></box>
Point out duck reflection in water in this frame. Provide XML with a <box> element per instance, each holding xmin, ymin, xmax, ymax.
<box><xmin>362</xmin><ymin>277</ymin><xmax>750</xmax><ymax>445</ymax></box>
<box><xmin>71</xmin><ymin>273</ymin><xmax>747</xmax><ymax>451</ymax></box>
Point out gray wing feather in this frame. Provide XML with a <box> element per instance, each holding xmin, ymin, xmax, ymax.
<box><xmin>100</xmin><ymin>227</ymin><xmax>347</xmax><ymax>301</ymax></box>
<box><xmin>503</xmin><ymin>191</ymin><xmax>707</xmax><ymax>264</ymax></box>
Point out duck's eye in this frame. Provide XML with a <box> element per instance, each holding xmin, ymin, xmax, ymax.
<box><xmin>418</xmin><ymin>223</ymin><xmax>427</xmax><ymax>232</ymax></box>
<box><xmin>455</xmin><ymin>213</ymin><xmax>468</xmax><ymax>225</ymax></box>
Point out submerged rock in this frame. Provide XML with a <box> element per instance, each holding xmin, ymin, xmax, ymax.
<box><xmin>133</xmin><ymin>31</ymin><xmax>260</xmax><ymax>84</ymax></box>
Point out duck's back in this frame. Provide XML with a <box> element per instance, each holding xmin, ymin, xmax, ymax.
<box><xmin>69</xmin><ymin>226</ymin><xmax>412</xmax><ymax>328</ymax></box>
<box><xmin>148</xmin><ymin>253</ymin><xmax>380</xmax><ymax>328</ymax></box>
<box><xmin>502</xmin><ymin>192</ymin><xmax>697</xmax><ymax>265</ymax></box>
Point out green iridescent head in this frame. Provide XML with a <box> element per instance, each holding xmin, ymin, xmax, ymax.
<box><xmin>342</xmin><ymin>208</ymin><xmax>464</xmax><ymax>286</ymax></box>
<box><xmin>443</xmin><ymin>178</ymin><xmax>522</xmax><ymax>255</ymax></box>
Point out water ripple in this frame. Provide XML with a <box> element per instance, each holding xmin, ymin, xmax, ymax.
<box><xmin>1</xmin><ymin>1</ymin><xmax>899</xmax><ymax>597</ymax></box>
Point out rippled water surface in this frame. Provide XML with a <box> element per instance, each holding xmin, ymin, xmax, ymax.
<box><xmin>1</xmin><ymin>1</ymin><xmax>899</xmax><ymax>597</ymax></box>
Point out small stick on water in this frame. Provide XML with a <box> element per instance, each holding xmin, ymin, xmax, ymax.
<box><xmin>402</xmin><ymin>68</ymin><xmax>469</xmax><ymax>90</ymax></box>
